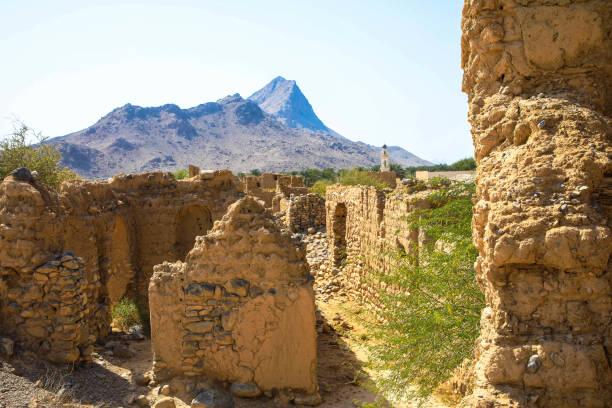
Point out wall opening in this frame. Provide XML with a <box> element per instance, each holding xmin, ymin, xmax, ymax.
<box><xmin>108</xmin><ymin>217</ymin><xmax>135</xmax><ymax>304</ymax></box>
<box><xmin>175</xmin><ymin>205</ymin><xmax>213</xmax><ymax>260</ymax></box>
<box><xmin>332</xmin><ymin>203</ymin><xmax>347</xmax><ymax>267</ymax></box>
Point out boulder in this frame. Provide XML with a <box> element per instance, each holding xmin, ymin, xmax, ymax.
<box><xmin>191</xmin><ymin>388</ymin><xmax>234</xmax><ymax>408</ymax></box>
<box><xmin>229</xmin><ymin>382</ymin><xmax>261</xmax><ymax>398</ymax></box>
<box><xmin>11</xmin><ymin>167</ymin><xmax>32</xmax><ymax>181</ymax></box>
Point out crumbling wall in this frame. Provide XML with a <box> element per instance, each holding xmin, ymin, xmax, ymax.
<box><xmin>149</xmin><ymin>197</ymin><xmax>318</xmax><ymax>396</ymax></box>
<box><xmin>242</xmin><ymin>173</ymin><xmax>307</xmax><ymax>208</ymax></box>
<box><xmin>0</xmin><ymin>177</ymin><xmax>95</xmax><ymax>363</ymax></box>
<box><xmin>0</xmin><ymin>170</ymin><xmax>242</xmax><ymax>355</ymax></box>
<box><xmin>323</xmin><ymin>184</ymin><xmax>430</xmax><ymax>304</ymax></box>
<box><xmin>461</xmin><ymin>0</ymin><xmax>612</xmax><ymax>406</ymax></box>
<box><xmin>285</xmin><ymin>193</ymin><xmax>326</xmax><ymax>233</ymax></box>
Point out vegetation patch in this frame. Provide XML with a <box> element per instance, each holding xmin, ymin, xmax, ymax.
<box><xmin>111</xmin><ymin>297</ymin><xmax>148</xmax><ymax>332</ymax></box>
<box><xmin>365</xmin><ymin>181</ymin><xmax>484</xmax><ymax>402</ymax></box>
<box><xmin>0</xmin><ymin>123</ymin><xmax>77</xmax><ymax>189</ymax></box>
<box><xmin>173</xmin><ymin>168</ymin><xmax>188</xmax><ymax>180</ymax></box>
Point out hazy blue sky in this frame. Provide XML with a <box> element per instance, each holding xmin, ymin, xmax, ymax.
<box><xmin>0</xmin><ymin>0</ymin><xmax>470</xmax><ymax>164</ymax></box>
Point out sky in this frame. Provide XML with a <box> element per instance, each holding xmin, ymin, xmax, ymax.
<box><xmin>0</xmin><ymin>0</ymin><xmax>471</xmax><ymax>164</ymax></box>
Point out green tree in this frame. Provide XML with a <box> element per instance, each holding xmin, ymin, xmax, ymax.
<box><xmin>366</xmin><ymin>182</ymin><xmax>484</xmax><ymax>402</ymax></box>
<box><xmin>173</xmin><ymin>169</ymin><xmax>188</xmax><ymax>180</ymax></box>
<box><xmin>338</xmin><ymin>169</ymin><xmax>390</xmax><ymax>189</ymax></box>
<box><xmin>0</xmin><ymin>123</ymin><xmax>77</xmax><ymax>189</ymax></box>
<box><xmin>249</xmin><ymin>169</ymin><xmax>262</xmax><ymax>176</ymax></box>
<box><xmin>450</xmin><ymin>157</ymin><xmax>476</xmax><ymax>171</ymax></box>
<box><xmin>309</xmin><ymin>179</ymin><xmax>334</xmax><ymax>195</ymax></box>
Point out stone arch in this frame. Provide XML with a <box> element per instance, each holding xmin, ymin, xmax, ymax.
<box><xmin>331</xmin><ymin>203</ymin><xmax>347</xmax><ymax>267</ymax></box>
<box><xmin>175</xmin><ymin>204</ymin><xmax>213</xmax><ymax>259</ymax></box>
<box><xmin>108</xmin><ymin>217</ymin><xmax>135</xmax><ymax>303</ymax></box>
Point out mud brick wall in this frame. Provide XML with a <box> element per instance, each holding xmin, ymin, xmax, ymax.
<box><xmin>285</xmin><ymin>193</ymin><xmax>326</xmax><ymax>233</ymax></box>
<box><xmin>461</xmin><ymin>0</ymin><xmax>612</xmax><ymax>406</ymax></box>
<box><xmin>242</xmin><ymin>174</ymin><xmax>306</xmax><ymax>209</ymax></box>
<box><xmin>0</xmin><ymin>170</ymin><xmax>242</xmax><ymax>352</ymax></box>
<box><xmin>149</xmin><ymin>197</ymin><xmax>318</xmax><ymax>395</ymax></box>
<box><xmin>324</xmin><ymin>184</ymin><xmax>431</xmax><ymax>305</ymax></box>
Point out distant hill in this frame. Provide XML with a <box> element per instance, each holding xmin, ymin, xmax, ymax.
<box><xmin>51</xmin><ymin>77</ymin><xmax>431</xmax><ymax>179</ymax></box>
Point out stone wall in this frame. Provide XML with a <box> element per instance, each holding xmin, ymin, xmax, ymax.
<box><xmin>241</xmin><ymin>173</ymin><xmax>306</xmax><ymax>208</ymax></box>
<box><xmin>0</xmin><ymin>170</ymin><xmax>242</xmax><ymax>356</ymax></box>
<box><xmin>415</xmin><ymin>170</ymin><xmax>475</xmax><ymax>182</ymax></box>
<box><xmin>149</xmin><ymin>197</ymin><xmax>318</xmax><ymax>397</ymax></box>
<box><xmin>462</xmin><ymin>0</ymin><xmax>612</xmax><ymax>406</ymax></box>
<box><xmin>323</xmin><ymin>184</ymin><xmax>431</xmax><ymax>305</ymax></box>
<box><xmin>0</xmin><ymin>250</ymin><xmax>94</xmax><ymax>364</ymax></box>
<box><xmin>285</xmin><ymin>193</ymin><xmax>326</xmax><ymax>233</ymax></box>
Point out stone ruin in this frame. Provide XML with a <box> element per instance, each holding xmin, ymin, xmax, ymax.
<box><xmin>241</xmin><ymin>172</ymin><xmax>307</xmax><ymax>209</ymax></box>
<box><xmin>284</xmin><ymin>193</ymin><xmax>326</xmax><ymax>233</ymax></box>
<box><xmin>0</xmin><ymin>167</ymin><xmax>321</xmax><ymax>401</ymax></box>
<box><xmin>323</xmin><ymin>183</ymin><xmax>432</xmax><ymax>306</ymax></box>
<box><xmin>3</xmin><ymin>3</ymin><xmax>612</xmax><ymax>402</ymax></box>
<box><xmin>149</xmin><ymin>197</ymin><xmax>318</xmax><ymax>399</ymax></box>
<box><xmin>0</xmin><ymin>170</ymin><xmax>242</xmax><ymax>363</ymax></box>
<box><xmin>462</xmin><ymin>0</ymin><xmax>612</xmax><ymax>406</ymax></box>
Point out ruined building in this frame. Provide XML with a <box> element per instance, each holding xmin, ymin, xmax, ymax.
<box><xmin>462</xmin><ymin>0</ymin><xmax>612</xmax><ymax>406</ymax></box>
<box><xmin>0</xmin><ymin>170</ymin><xmax>243</xmax><ymax>363</ymax></box>
<box><xmin>149</xmin><ymin>197</ymin><xmax>318</xmax><ymax>397</ymax></box>
<box><xmin>324</xmin><ymin>183</ymin><xmax>431</xmax><ymax>305</ymax></box>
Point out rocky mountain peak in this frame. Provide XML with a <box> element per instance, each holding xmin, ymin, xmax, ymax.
<box><xmin>248</xmin><ymin>76</ymin><xmax>329</xmax><ymax>133</ymax></box>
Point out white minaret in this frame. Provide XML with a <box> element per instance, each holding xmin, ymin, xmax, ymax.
<box><xmin>381</xmin><ymin>144</ymin><xmax>390</xmax><ymax>172</ymax></box>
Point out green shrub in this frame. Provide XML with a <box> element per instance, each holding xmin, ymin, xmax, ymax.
<box><xmin>366</xmin><ymin>182</ymin><xmax>484</xmax><ymax>402</ymax></box>
<box><xmin>173</xmin><ymin>169</ymin><xmax>188</xmax><ymax>180</ymax></box>
<box><xmin>450</xmin><ymin>157</ymin><xmax>476</xmax><ymax>171</ymax></box>
<box><xmin>0</xmin><ymin>123</ymin><xmax>77</xmax><ymax>189</ymax></box>
<box><xmin>310</xmin><ymin>179</ymin><xmax>334</xmax><ymax>195</ymax></box>
<box><xmin>339</xmin><ymin>169</ymin><xmax>390</xmax><ymax>189</ymax></box>
<box><xmin>111</xmin><ymin>298</ymin><xmax>144</xmax><ymax>331</ymax></box>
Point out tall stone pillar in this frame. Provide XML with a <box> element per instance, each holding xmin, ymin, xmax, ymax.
<box><xmin>461</xmin><ymin>1</ymin><xmax>612</xmax><ymax>406</ymax></box>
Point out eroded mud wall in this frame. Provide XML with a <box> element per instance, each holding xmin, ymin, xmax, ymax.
<box><xmin>323</xmin><ymin>184</ymin><xmax>429</xmax><ymax>304</ymax></box>
<box><xmin>149</xmin><ymin>197</ymin><xmax>318</xmax><ymax>396</ymax></box>
<box><xmin>0</xmin><ymin>170</ymin><xmax>242</xmax><ymax>348</ymax></box>
<box><xmin>462</xmin><ymin>0</ymin><xmax>612</xmax><ymax>406</ymax></box>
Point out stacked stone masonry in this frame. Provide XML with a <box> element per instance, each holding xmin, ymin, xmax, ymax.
<box><xmin>462</xmin><ymin>0</ymin><xmax>612</xmax><ymax>406</ymax></box>
<box><xmin>285</xmin><ymin>193</ymin><xmax>326</xmax><ymax>233</ymax></box>
<box><xmin>149</xmin><ymin>197</ymin><xmax>318</xmax><ymax>397</ymax></box>
<box><xmin>0</xmin><ymin>250</ymin><xmax>94</xmax><ymax>364</ymax></box>
<box><xmin>0</xmin><ymin>170</ymin><xmax>242</xmax><ymax>359</ymax></box>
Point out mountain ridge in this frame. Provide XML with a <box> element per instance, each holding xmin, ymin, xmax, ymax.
<box><xmin>51</xmin><ymin>78</ymin><xmax>431</xmax><ymax>179</ymax></box>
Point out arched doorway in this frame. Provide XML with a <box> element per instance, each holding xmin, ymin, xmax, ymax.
<box><xmin>332</xmin><ymin>203</ymin><xmax>347</xmax><ymax>267</ymax></box>
<box><xmin>175</xmin><ymin>205</ymin><xmax>213</xmax><ymax>259</ymax></box>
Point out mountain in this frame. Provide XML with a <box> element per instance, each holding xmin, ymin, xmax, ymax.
<box><xmin>51</xmin><ymin>79</ymin><xmax>431</xmax><ymax>179</ymax></box>
<box><xmin>248</xmin><ymin>76</ymin><xmax>330</xmax><ymax>133</ymax></box>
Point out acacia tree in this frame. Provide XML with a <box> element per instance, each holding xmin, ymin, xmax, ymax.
<box><xmin>367</xmin><ymin>181</ymin><xmax>484</xmax><ymax>402</ymax></box>
<box><xmin>0</xmin><ymin>123</ymin><xmax>77</xmax><ymax>189</ymax></box>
